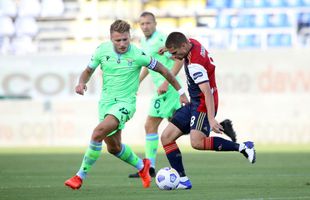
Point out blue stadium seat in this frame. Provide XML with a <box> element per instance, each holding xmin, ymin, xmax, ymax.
<box><xmin>237</xmin><ymin>14</ymin><xmax>255</xmax><ymax>28</ymax></box>
<box><xmin>216</xmin><ymin>14</ymin><xmax>232</xmax><ymax>28</ymax></box>
<box><xmin>244</xmin><ymin>0</ymin><xmax>267</xmax><ymax>7</ymax></box>
<box><xmin>238</xmin><ymin>34</ymin><xmax>260</xmax><ymax>48</ymax></box>
<box><xmin>207</xmin><ymin>0</ymin><xmax>229</xmax><ymax>8</ymax></box>
<box><xmin>266</xmin><ymin>0</ymin><xmax>286</xmax><ymax>7</ymax></box>
<box><xmin>268</xmin><ymin>13</ymin><xmax>290</xmax><ymax>27</ymax></box>
<box><xmin>268</xmin><ymin>34</ymin><xmax>291</xmax><ymax>47</ymax></box>
<box><xmin>302</xmin><ymin>0</ymin><xmax>310</xmax><ymax>6</ymax></box>
<box><xmin>230</xmin><ymin>0</ymin><xmax>245</xmax><ymax>8</ymax></box>
<box><xmin>285</xmin><ymin>0</ymin><xmax>303</xmax><ymax>7</ymax></box>
<box><xmin>254</xmin><ymin>14</ymin><xmax>269</xmax><ymax>27</ymax></box>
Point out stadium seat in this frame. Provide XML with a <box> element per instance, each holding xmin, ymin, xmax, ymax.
<box><xmin>230</xmin><ymin>0</ymin><xmax>245</xmax><ymax>8</ymax></box>
<box><xmin>254</xmin><ymin>14</ymin><xmax>269</xmax><ymax>27</ymax></box>
<box><xmin>285</xmin><ymin>0</ymin><xmax>303</xmax><ymax>7</ymax></box>
<box><xmin>266</xmin><ymin>0</ymin><xmax>286</xmax><ymax>7</ymax></box>
<box><xmin>237</xmin><ymin>14</ymin><xmax>255</xmax><ymax>28</ymax></box>
<box><xmin>0</xmin><ymin>0</ymin><xmax>17</xmax><ymax>18</ymax></box>
<box><xmin>0</xmin><ymin>16</ymin><xmax>15</xmax><ymax>37</ymax></box>
<box><xmin>15</xmin><ymin>17</ymin><xmax>39</xmax><ymax>37</ymax></box>
<box><xmin>17</xmin><ymin>0</ymin><xmax>41</xmax><ymax>17</ymax></box>
<box><xmin>268</xmin><ymin>13</ymin><xmax>290</xmax><ymax>27</ymax></box>
<box><xmin>238</xmin><ymin>34</ymin><xmax>260</xmax><ymax>48</ymax></box>
<box><xmin>244</xmin><ymin>0</ymin><xmax>267</xmax><ymax>7</ymax></box>
<box><xmin>268</xmin><ymin>34</ymin><xmax>291</xmax><ymax>47</ymax></box>
<box><xmin>11</xmin><ymin>35</ymin><xmax>37</xmax><ymax>54</ymax></box>
<box><xmin>40</xmin><ymin>0</ymin><xmax>64</xmax><ymax>17</ymax></box>
<box><xmin>216</xmin><ymin>14</ymin><xmax>232</xmax><ymax>28</ymax></box>
<box><xmin>206</xmin><ymin>0</ymin><xmax>229</xmax><ymax>8</ymax></box>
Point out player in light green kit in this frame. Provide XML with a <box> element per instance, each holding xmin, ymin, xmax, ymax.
<box><xmin>128</xmin><ymin>12</ymin><xmax>184</xmax><ymax>178</ymax></box>
<box><xmin>64</xmin><ymin>19</ymin><xmax>188</xmax><ymax>190</ymax></box>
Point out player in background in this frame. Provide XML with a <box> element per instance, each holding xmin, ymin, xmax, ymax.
<box><xmin>64</xmin><ymin>20</ymin><xmax>188</xmax><ymax>190</ymax></box>
<box><xmin>128</xmin><ymin>12</ymin><xmax>184</xmax><ymax>178</ymax></box>
<box><xmin>161</xmin><ymin>32</ymin><xmax>256</xmax><ymax>190</ymax></box>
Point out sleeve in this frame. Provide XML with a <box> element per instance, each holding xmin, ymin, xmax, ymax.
<box><xmin>87</xmin><ymin>47</ymin><xmax>101</xmax><ymax>69</ymax></box>
<box><xmin>136</xmin><ymin>49</ymin><xmax>158</xmax><ymax>70</ymax></box>
<box><xmin>188</xmin><ymin>63</ymin><xmax>209</xmax><ymax>84</ymax></box>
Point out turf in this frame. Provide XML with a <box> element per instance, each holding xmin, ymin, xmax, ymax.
<box><xmin>0</xmin><ymin>147</ymin><xmax>310</xmax><ymax>200</ymax></box>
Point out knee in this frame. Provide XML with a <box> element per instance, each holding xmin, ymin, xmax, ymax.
<box><xmin>144</xmin><ymin>121</ymin><xmax>155</xmax><ymax>133</ymax></box>
<box><xmin>92</xmin><ymin>129</ymin><xmax>105</xmax><ymax>142</ymax></box>
<box><xmin>161</xmin><ymin>131</ymin><xmax>173</xmax><ymax>146</ymax></box>
<box><xmin>190</xmin><ymin>140</ymin><xmax>201</xmax><ymax>150</ymax></box>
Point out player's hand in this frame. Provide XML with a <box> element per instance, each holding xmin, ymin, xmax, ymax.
<box><xmin>179</xmin><ymin>94</ymin><xmax>189</xmax><ymax>106</ymax></box>
<box><xmin>75</xmin><ymin>83</ymin><xmax>87</xmax><ymax>95</ymax></box>
<box><xmin>209</xmin><ymin>118</ymin><xmax>224</xmax><ymax>133</ymax></box>
<box><xmin>157</xmin><ymin>82</ymin><xmax>168</xmax><ymax>95</ymax></box>
<box><xmin>158</xmin><ymin>47</ymin><xmax>167</xmax><ymax>55</ymax></box>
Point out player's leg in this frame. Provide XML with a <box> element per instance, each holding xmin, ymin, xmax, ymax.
<box><xmin>189</xmin><ymin>112</ymin><xmax>256</xmax><ymax>163</ymax></box>
<box><xmin>128</xmin><ymin>116</ymin><xmax>163</xmax><ymax>178</ymax></box>
<box><xmin>64</xmin><ymin>114</ymin><xmax>119</xmax><ymax>190</ymax></box>
<box><xmin>161</xmin><ymin>104</ymin><xmax>192</xmax><ymax>189</ymax></box>
<box><xmin>104</xmin><ymin>130</ymin><xmax>151</xmax><ymax>188</ymax></box>
<box><xmin>145</xmin><ymin>116</ymin><xmax>163</xmax><ymax>174</ymax></box>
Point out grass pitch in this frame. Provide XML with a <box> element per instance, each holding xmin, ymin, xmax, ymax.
<box><xmin>0</xmin><ymin>145</ymin><xmax>310</xmax><ymax>200</ymax></box>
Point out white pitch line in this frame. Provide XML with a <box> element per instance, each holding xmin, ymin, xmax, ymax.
<box><xmin>236</xmin><ymin>196</ymin><xmax>310</xmax><ymax>200</ymax></box>
<box><xmin>0</xmin><ymin>185</ymin><xmax>52</xmax><ymax>189</ymax></box>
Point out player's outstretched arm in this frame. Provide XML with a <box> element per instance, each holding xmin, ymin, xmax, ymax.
<box><xmin>157</xmin><ymin>59</ymin><xmax>183</xmax><ymax>95</ymax></box>
<box><xmin>139</xmin><ymin>67</ymin><xmax>149</xmax><ymax>84</ymax></box>
<box><xmin>75</xmin><ymin>66</ymin><xmax>95</xmax><ymax>95</ymax></box>
<box><xmin>153</xmin><ymin>62</ymin><xmax>188</xmax><ymax>104</ymax></box>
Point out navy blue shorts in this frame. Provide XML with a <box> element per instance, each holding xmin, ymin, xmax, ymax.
<box><xmin>170</xmin><ymin>103</ymin><xmax>211</xmax><ymax>136</ymax></box>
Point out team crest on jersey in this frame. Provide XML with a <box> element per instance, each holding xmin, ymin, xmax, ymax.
<box><xmin>127</xmin><ymin>59</ymin><xmax>133</xmax><ymax>66</ymax></box>
<box><xmin>106</xmin><ymin>56</ymin><xmax>110</xmax><ymax>61</ymax></box>
<box><xmin>200</xmin><ymin>46</ymin><xmax>206</xmax><ymax>57</ymax></box>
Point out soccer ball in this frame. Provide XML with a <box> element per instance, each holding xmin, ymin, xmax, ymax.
<box><xmin>155</xmin><ymin>167</ymin><xmax>180</xmax><ymax>190</ymax></box>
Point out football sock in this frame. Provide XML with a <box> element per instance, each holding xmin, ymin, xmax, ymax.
<box><xmin>115</xmin><ymin>144</ymin><xmax>144</xmax><ymax>171</ymax></box>
<box><xmin>77</xmin><ymin>140</ymin><xmax>102</xmax><ymax>180</ymax></box>
<box><xmin>145</xmin><ymin>133</ymin><xmax>159</xmax><ymax>169</ymax></box>
<box><xmin>163</xmin><ymin>142</ymin><xmax>186</xmax><ymax>177</ymax></box>
<box><xmin>204</xmin><ymin>137</ymin><xmax>239</xmax><ymax>151</ymax></box>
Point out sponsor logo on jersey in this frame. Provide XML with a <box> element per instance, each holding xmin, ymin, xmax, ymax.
<box><xmin>200</xmin><ymin>46</ymin><xmax>206</xmax><ymax>57</ymax></box>
<box><xmin>193</xmin><ymin>72</ymin><xmax>203</xmax><ymax>80</ymax></box>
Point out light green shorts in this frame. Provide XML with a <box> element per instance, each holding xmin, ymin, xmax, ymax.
<box><xmin>149</xmin><ymin>89</ymin><xmax>181</xmax><ymax>118</ymax></box>
<box><xmin>98</xmin><ymin>99</ymin><xmax>136</xmax><ymax>136</ymax></box>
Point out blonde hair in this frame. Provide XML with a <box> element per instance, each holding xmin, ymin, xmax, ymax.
<box><xmin>110</xmin><ymin>20</ymin><xmax>131</xmax><ymax>34</ymax></box>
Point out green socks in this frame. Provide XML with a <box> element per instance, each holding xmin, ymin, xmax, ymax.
<box><xmin>77</xmin><ymin>141</ymin><xmax>102</xmax><ymax>179</ymax></box>
<box><xmin>145</xmin><ymin>133</ymin><xmax>159</xmax><ymax>168</ymax></box>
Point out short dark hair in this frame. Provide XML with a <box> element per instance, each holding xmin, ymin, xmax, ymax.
<box><xmin>140</xmin><ymin>11</ymin><xmax>156</xmax><ymax>22</ymax></box>
<box><xmin>110</xmin><ymin>20</ymin><xmax>131</xmax><ymax>34</ymax></box>
<box><xmin>165</xmin><ymin>32</ymin><xmax>188</xmax><ymax>48</ymax></box>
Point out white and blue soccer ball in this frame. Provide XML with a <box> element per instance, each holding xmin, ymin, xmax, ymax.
<box><xmin>155</xmin><ymin>167</ymin><xmax>180</xmax><ymax>190</ymax></box>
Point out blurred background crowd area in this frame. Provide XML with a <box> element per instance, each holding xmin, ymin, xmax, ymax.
<box><xmin>0</xmin><ymin>0</ymin><xmax>310</xmax><ymax>55</ymax></box>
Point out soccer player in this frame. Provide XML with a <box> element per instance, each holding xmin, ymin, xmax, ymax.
<box><xmin>160</xmin><ymin>32</ymin><xmax>256</xmax><ymax>190</ymax></box>
<box><xmin>128</xmin><ymin>12</ymin><xmax>184</xmax><ymax>178</ymax></box>
<box><xmin>64</xmin><ymin>20</ymin><xmax>188</xmax><ymax>190</ymax></box>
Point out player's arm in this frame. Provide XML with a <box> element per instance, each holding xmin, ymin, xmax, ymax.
<box><xmin>157</xmin><ymin>59</ymin><xmax>183</xmax><ymax>95</ymax></box>
<box><xmin>75</xmin><ymin>66</ymin><xmax>95</xmax><ymax>95</ymax></box>
<box><xmin>139</xmin><ymin>67</ymin><xmax>149</xmax><ymax>84</ymax></box>
<box><xmin>198</xmin><ymin>82</ymin><xmax>223</xmax><ymax>133</ymax></box>
<box><xmin>188</xmin><ymin>63</ymin><xmax>223</xmax><ymax>133</ymax></box>
<box><xmin>153</xmin><ymin>61</ymin><xmax>188</xmax><ymax>104</ymax></box>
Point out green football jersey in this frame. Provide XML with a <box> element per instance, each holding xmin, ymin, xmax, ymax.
<box><xmin>88</xmin><ymin>42</ymin><xmax>157</xmax><ymax>103</ymax></box>
<box><xmin>140</xmin><ymin>31</ymin><xmax>177</xmax><ymax>88</ymax></box>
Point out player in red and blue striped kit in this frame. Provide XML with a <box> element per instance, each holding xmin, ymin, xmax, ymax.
<box><xmin>161</xmin><ymin>32</ymin><xmax>256</xmax><ymax>190</ymax></box>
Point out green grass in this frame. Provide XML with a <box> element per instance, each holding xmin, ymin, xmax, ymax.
<box><xmin>0</xmin><ymin>146</ymin><xmax>310</xmax><ymax>200</ymax></box>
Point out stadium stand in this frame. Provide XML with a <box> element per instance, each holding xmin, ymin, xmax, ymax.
<box><xmin>0</xmin><ymin>0</ymin><xmax>309</xmax><ymax>55</ymax></box>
